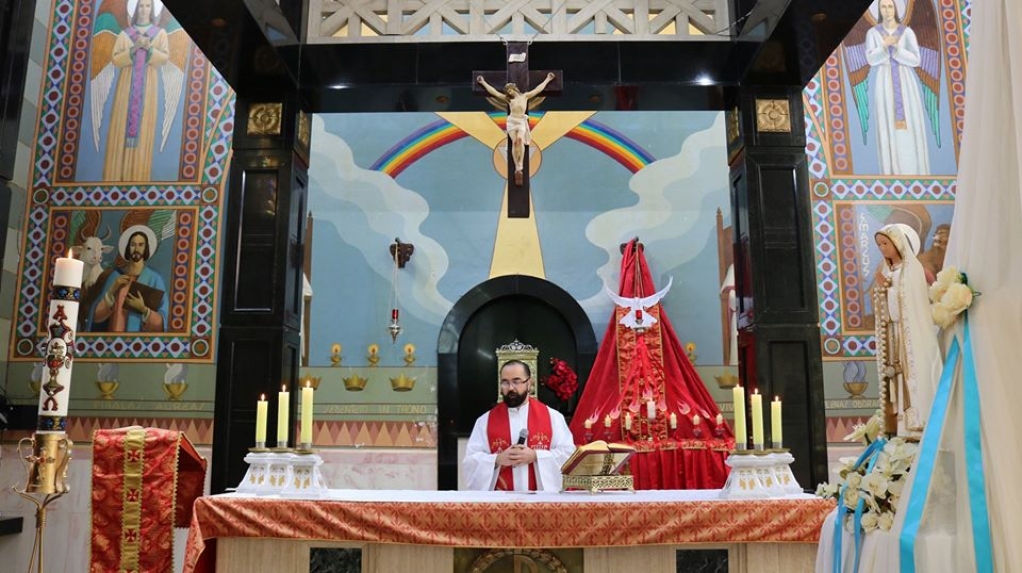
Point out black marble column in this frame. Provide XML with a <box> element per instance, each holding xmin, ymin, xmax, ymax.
<box><xmin>0</xmin><ymin>0</ymin><xmax>37</xmax><ymax>264</ymax></box>
<box><xmin>726</xmin><ymin>86</ymin><xmax>828</xmax><ymax>487</ymax></box>
<box><xmin>211</xmin><ymin>94</ymin><xmax>312</xmax><ymax>493</ymax></box>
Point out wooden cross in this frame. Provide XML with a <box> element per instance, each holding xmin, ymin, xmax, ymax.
<box><xmin>474</xmin><ymin>42</ymin><xmax>561</xmax><ymax>218</ymax></box>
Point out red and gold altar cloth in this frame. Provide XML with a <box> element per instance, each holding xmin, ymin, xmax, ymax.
<box><xmin>183</xmin><ymin>490</ymin><xmax>834</xmax><ymax>573</ymax></box>
<box><xmin>91</xmin><ymin>427</ymin><xmax>207</xmax><ymax>573</ymax></box>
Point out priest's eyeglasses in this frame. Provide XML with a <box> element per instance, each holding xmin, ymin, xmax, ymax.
<box><xmin>500</xmin><ymin>377</ymin><xmax>530</xmax><ymax>389</ymax></box>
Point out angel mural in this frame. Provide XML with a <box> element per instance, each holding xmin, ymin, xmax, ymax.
<box><xmin>842</xmin><ymin>0</ymin><xmax>942</xmax><ymax>175</ymax></box>
<box><xmin>90</xmin><ymin>0</ymin><xmax>188</xmax><ymax>181</ymax></box>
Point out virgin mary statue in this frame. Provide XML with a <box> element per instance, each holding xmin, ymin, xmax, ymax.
<box><xmin>872</xmin><ymin>223</ymin><xmax>940</xmax><ymax>438</ymax></box>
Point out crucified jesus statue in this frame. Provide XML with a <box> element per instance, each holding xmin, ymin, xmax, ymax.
<box><xmin>477</xmin><ymin>72</ymin><xmax>557</xmax><ymax>186</ymax></box>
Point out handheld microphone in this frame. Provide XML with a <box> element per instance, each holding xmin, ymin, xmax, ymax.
<box><xmin>516</xmin><ymin>429</ymin><xmax>528</xmax><ymax>446</ymax></box>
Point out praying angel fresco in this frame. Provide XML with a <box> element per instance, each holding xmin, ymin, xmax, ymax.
<box><xmin>842</xmin><ymin>0</ymin><xmax>942</xmax><ymax>175</ymax></box>
<box><xmin>90</xmin><ymin>0</ymin><xmax>188</xmax><ymax>181</ymax></box>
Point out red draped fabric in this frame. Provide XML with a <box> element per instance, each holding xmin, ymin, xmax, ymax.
<box><xmin>91</xmin><ymin>427</ymin><xmax>207</xmax><ymax>573</ymax></box>
<box><xmin>569</xmin><ymin>239</ymin><xmax>733</xmax><ymax>489</ymax></box>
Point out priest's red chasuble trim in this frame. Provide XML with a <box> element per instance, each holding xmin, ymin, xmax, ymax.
<box><xmin>487</xmin><ymin>399</ymin><xmax>553</xmax><ymax>491</ymax></box>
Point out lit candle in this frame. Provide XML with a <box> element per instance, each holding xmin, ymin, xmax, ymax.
<box><xmin>300</xmin><ymin>381</ymin><xmax>314</xmax><ymax>445</ymax></box>
<box><xmin>584</xmin><ymin>418</ymin><xmax>593</xmax><ymax>430</ymax></box>
<box><xmin>277</xmin><ymin>385</ymin><xmax>290</xmax><ymax>447</ymax></box>
<box><xmin>604</xmin><ymin>415</ymin><xmax>612</xmax><ymax>428</ymax></box>
<box><xmin>771</xmin><ymin>396</ymin><xmax>783</xmax><ymax>447</ymax></box>
<box><xmin>624</xmin><ymin>413</ymin><xmax>632</xmax><ymax>430</ymax></box>
<box><xmin>255</xmin><ymin>394</ymin><xmax>268</xmax><ymax>446</ymax></box>
<box><xmin>37</xmin><ymin>252</ymin><xmax>84</xmax><ymax>432</ymax></box>
<box><xmin>669</xmin><ymin>412</ymin><xmax>677</xmax><ymax>429</ymax></box>
<box><xmin>750</xmin><ymin>390</ymin><xmax>764</xmax><ymax>448</ymax></box>
<box><xmin>646</xmin><ymin>400</ymin><xmax>656</xmax><ymax>420</ymax></box>
<box><xmin>732</xmin><ymin>385</ymin><xmax>747</xmax><ymax>448</ymax></box>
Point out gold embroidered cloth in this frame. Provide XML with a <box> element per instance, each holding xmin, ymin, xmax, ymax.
<box><xmin>91</xmin><ymin>427</ymin><xmax>207</xmax><ymax>573</ymax></box>
<box><xmin>183</xmin><ymin>493</ymin><xmax>834</xmax><ymax>573</ymax></box>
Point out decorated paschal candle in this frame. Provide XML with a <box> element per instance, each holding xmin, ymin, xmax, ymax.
<box><xmin>37</xmin><ymin>253</ymin><xmax>84</xmax><ymax>433</ymax></box>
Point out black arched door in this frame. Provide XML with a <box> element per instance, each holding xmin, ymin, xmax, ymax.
<box><xmin>456</xmin><ymin>297</ymin><xmax>577</xmax><ymax>432</ymax></box>
<box><xmin>437</xmin><ymin>275</ymin><xmax>597</xmax><ymax>490</ymax></box>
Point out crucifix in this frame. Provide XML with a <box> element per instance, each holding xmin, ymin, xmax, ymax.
<box><xmin>474</xmin><ymin>42</ymin><xmax>561</xmax><ymax>218</ymax></box>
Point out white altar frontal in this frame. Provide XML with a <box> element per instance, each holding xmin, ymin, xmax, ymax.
<box><xmin>184</xmin><ymin>489</ymin><xmax>833</xmax><ymax>573</ymax></box>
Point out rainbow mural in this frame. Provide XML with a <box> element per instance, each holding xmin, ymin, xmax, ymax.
<box><xmin>370</xmin><ymin>120</ymin><xmax>470</xmax><ymax>177</ymax></box>
<box><xmin>371</xmin><ymin>113</ymin><xmax>655</xmax><ymax>177</ymax></box>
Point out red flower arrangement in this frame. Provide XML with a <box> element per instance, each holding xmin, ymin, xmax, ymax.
<box><xmin>543</xmin><ymin>358</ymin><xmax>578</xmax><ymax>401</ymax></box>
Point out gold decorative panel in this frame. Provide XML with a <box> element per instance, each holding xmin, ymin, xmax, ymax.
<box><xmin>247</xmin><ymin>103</ymin><xmax>283</xmax><ymax>136</ymax></box>
<box><xmin>297</xmin><ymin>110</ymin><xmax>311</xmax><ymax>149</ymax></box>
<box><xmin>726</xmin><ymin>107</ymin><xmax>740</xmax><ymax>145</ymax></box>
<box><xmin>755</xmin><ymin>99</ymin><xmax>791</xmax><ymax>133</ymax></box>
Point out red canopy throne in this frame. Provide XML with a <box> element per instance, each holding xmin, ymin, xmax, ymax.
<box><xmin>569</xmin><ymin>239</ymin><xmax>734</xmax><ymax>489</ymax></box>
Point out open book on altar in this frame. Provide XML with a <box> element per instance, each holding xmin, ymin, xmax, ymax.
<box><xmin>561</xmin><ymin>441</ymin><xmax>636</xmax><ymax>476</ymax></box>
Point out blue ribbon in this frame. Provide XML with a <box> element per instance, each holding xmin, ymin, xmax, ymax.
<box><xmin>833</xmin><ymin>437</ymin><xmax>887</xmax><ymax>573</ymax></box>
<box><xmin>901</xmin><ymin>314</ymin><xmax>993</xmax><ymax>572</ymax></box>
<box><xmin>900</xmin><ymin>335</ymin><xmax>957</xmax><ymax>572</ymax></box>
<box><xmin>961</xmin><ymin>317</ymin><xmax>993</xmax><ymax>572</ymax></box>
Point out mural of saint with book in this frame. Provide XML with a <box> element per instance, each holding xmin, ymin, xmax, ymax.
<box><xmin>64</xmin><ymin>208</ymin><xmax>187</xmax><ymax>334</ymax></box>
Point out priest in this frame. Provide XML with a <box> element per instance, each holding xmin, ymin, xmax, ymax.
<box><xmin>462</xmin><ymin>360</ymin><xmax>576</xmax><ymax>491</ymax></box>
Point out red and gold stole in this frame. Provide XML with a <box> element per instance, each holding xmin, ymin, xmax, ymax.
<box><xmin>487</xmin><ymin>399</ymin><xmax>553</xmax><ymax>491</ymax></box>
<box><xmin>91</xmin><ymin>427</ymin><xmax>206</xmax><ymax>573</ymax></box>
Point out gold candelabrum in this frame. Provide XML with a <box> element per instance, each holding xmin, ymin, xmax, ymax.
<box><xmin>13</xmin><ymin>431</ymin><xmax>74</xmax><ymax>573</ymax></box>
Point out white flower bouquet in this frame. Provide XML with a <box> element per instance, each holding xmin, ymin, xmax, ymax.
<box><xmin>815</xmin><ymin>410</ymin><xmax>918</xmax><ymax>532</ymax></box>
<box><xmin>929</xmin><ymin>266</ymin><xmax>979</xmax><ymax>328</ymax></box>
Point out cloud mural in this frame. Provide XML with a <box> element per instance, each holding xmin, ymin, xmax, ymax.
<box><xmin>581</xmin><ymin>112</ymin><xmax>729</xmax><ymax>311</ymax></box>
<box><xmin>309</xmin><ymin>116</ymin><xmax>453</xmax><ymax>325</ymax></box>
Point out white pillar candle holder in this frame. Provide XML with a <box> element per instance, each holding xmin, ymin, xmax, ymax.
<box><xmin>235</xmin><ymin>451</ymin><xmax>272</xmax><ymax>494</ymax></box>
<box><xmin>280</xmin><ymin>452</ymin><xmax>329</xmax><ymax>499</ymax></box>
<box><xmin>768</xmin><ymin>450</ymin><xmax>803</xmax><ymax>495</ymax></box>
<box><xmin>721</xmin><ymin>451</ymin><xmax>777</xmax><ymax>499</ymax></box>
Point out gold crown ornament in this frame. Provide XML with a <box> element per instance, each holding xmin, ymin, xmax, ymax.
<box><xmin>343</xmin><ymin>374</ymin><xmax>368</xmax><ymax>391</ymax></box>
<box><xmin>389</xmin><ymin>374</ymin><xmax>416</xmax><ymax>392</ymax></box>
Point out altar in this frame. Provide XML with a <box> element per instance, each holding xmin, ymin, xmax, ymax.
<box><xmin>184</xmin><ymin>489</ymin><xmax>833</xmax><ymax>573</ymax></box>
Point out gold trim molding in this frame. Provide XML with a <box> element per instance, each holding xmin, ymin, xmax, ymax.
<box><xmin>755</xmin><ymin>99</ymin><xmax>791</xmax><ymax>133</ymax></box>
<box><xmin>248</xmin><ymin>103</ymin><xmax>283</xmax><ymax>136</ymax></box>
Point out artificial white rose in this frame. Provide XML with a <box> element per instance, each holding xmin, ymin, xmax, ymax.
<box><xmin>878</xmin><ymin>511</ymin><xmax>895</xmax><ymax>531</ymax></box>
<box><xmin>929</xmin><ymin>266</ymin><xmax>958</xmax><ymax>302</ymax></box>
<box><xmin>862</xmin><ymin>473</ymin><xmax>890</xmax><ymax>499</ymax></box>
<box><xmin>887</xmin><ymin>478</ymin><xmax>905</xmax><ymax>497</ymax></box>
<box><xmin>942</xmin><ymin>283</ymin><xmax>974</xmax><ymax>313</ymax></box>
<box><xmin>843</xmin><ymin>487</ymin><xmax>860</xmax><ymax>510</ymax></box>
<box><xmin>861</xmin><ymin>512</ymin><xmax>879</xmax><ymax>532</ymax></box>
<box><xmin>932</xmin><ymin>304</ymin><xmax>954</xmax><ymax>328</ymax></box>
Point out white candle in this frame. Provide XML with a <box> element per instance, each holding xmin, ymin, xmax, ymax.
<box><xmin>54</xmin><ymin>254</ymin><xmax>84</xmax><ymax>287</ymax></box>
<box><xmin>277</xmin><ymin>385</ymin><xmax>290</xmax><ymax>447</ymax></box>
<box><xmin>646</xmin><ymin>400</ymin><xmax>656</xmax><ymax>420</ymax></box>
<box><xmin>300</xmin><ymin>382</ymin><xmax>314</xmax><ymax>445</ymax></box>
<box><xmin>750</xmin><ymin>391</ymin><xmax>764</xmax><ymax>447</ymax></box>
<box><xmin>37</xmin><ymin>253</ymin><xmax>85</xmax><ymax>431</ymax></box>
<box><xmin>669</xmin><ymin>412</ymin><xmax>677</xmax><ymax>429</ymax></box>
<box><xmin>255</xmin><ymin>394</ymin><xmax>268</xmax><ymax>445</ymax></box>
<box><xmin>771</xmin><ymin>396</ymin><xmax>783</xmax><ymax>446</ymax></box>
<box><xmin>732</xmin><ymin>385</ymin><xmax>747</xmax><ymax>448</ymax></box>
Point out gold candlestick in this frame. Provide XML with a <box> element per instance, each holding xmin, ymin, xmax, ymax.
<box><xmin>13</xmin><ymin>431</ymin><xmax>74</xmax><ymax>573</ymax></box>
